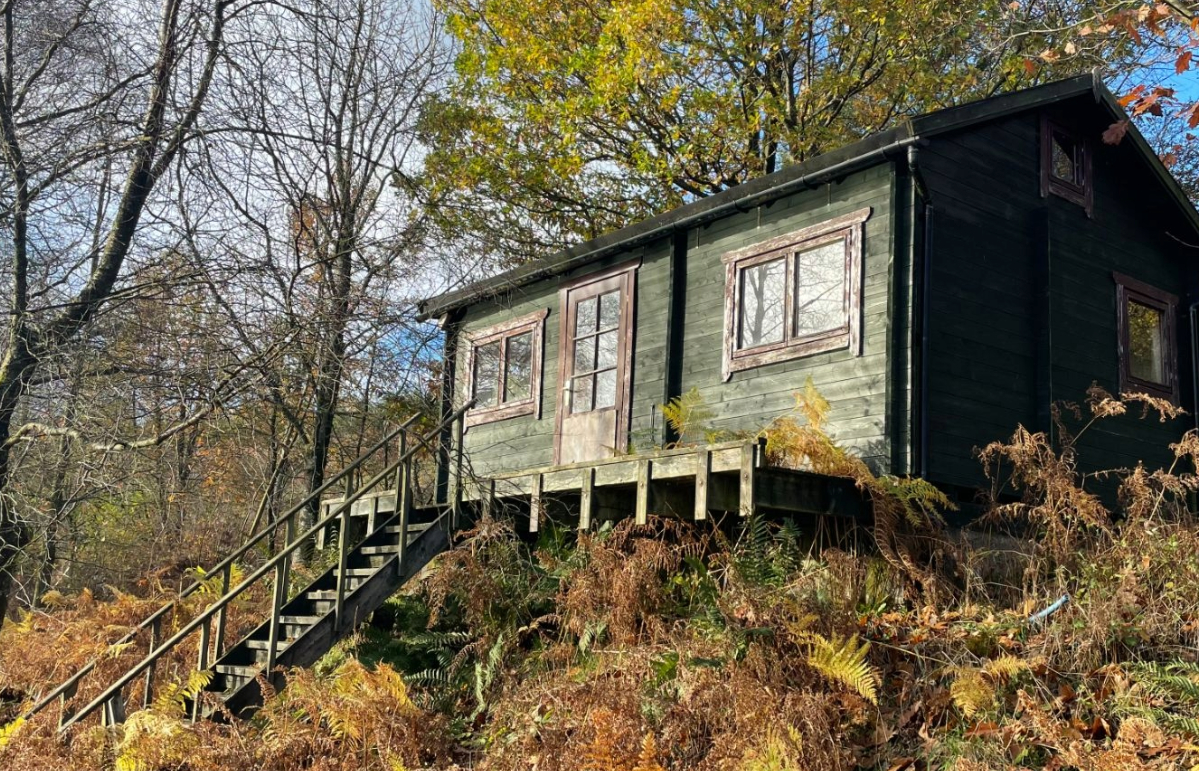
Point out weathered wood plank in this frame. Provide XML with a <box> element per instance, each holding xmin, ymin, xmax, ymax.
<box><xmin>694</xmin><ymin>448</ymin><xmax>710</xmax><ymax>521</ymax></box>
<box><xmin>635</xmin><ymin>459</ymin><xmax>651</xmax><ymax>525</ymax></box>
<box><xmin>579</xmin><ymin>468</ymin><xmax>594</xmax><ymax>530</ymax></box>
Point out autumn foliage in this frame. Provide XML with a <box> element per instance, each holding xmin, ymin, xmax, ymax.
<box><xmin>3</xmin><ymin>387</ymin><xmax>1199</xmax><ymax>769</ymax></box>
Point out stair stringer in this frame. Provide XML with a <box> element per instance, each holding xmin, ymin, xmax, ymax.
<box><xmin>209</xmin><ymin>512</ymin><xmax>452</xmax><ymax>720</ymax></box>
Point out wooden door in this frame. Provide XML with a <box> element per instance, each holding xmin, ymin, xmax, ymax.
<box><xmin>555</xmin><ymin>265</ymin><xmax>637</xmax><ymax>465</ymax></box>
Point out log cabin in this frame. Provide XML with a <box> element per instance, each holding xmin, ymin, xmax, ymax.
<box><xmin>416</xmin><ymin>73</ymin><xmax>1199</xmax><ymax>531</ymax></box>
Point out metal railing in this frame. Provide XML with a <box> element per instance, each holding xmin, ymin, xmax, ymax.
<box><xmin>26</xmin><ymin>402</ymin><xmax>471</xmax><ymax>732</ymax></box>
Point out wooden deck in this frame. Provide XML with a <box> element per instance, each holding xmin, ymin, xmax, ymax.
<box><xmin>324</xmin><ymin>439</ymin><xmax>865</xmax><ymax>534</ymax></box>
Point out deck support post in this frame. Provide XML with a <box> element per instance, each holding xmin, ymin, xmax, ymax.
<box><xmin>635</xmin><ymin>459</ymin><xmax>652</xmax><ymax>525</ymax></box>
<box><xmin>694</xmin><ymin>448</ymin><xmax>710</xmax><ymax>521</ymax></box>
<box><xmin>482</xmin><ymin>478</ymin><xmax>496</xmax><ymax>519</ymax></box>
<box><xmin>529</xmin><ymin>473</ymin><xmax>543</xmax><ymax>533</ymax></box>
<box><xmin>579</xmin><ymin>468</ymin><xmax>595</xmax><ymax>530</ymax></box>
<box><xmin>739</xmin><ymin>440</ymin><xmax>759</xmax><ymax>518</ymax></box>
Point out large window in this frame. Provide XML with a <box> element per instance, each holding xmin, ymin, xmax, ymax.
<box><xmin>721</xmin><ymin>208</ymin><xmax>870</xmax><ymax>380</ymax></box>
<box><xmin>1114</xmin><ymin>272</ymin><xmax>1178</xmax><ymax>403</ymax></box>
<box><xmin>1041</xmin><ymin>115</ymin><xmax>1092</xmax><ymax>215</ymax></box>
<box><xmin>464</xmin><ymin>308</ymin><xmax>548</xmax><ymax>426</ymax></box>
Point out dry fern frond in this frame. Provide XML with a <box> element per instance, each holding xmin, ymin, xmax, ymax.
<box><xmin>661</xmin><ymin>387</ymin><xmax>715</xmax><ymax>446</ymax></box>
<box><xmin>982</xmin><ymin>654</ymin><xmax>1029</xmax><ymax>682</ymax></box>
<box><xmin>632</xmin><ymin>733</ymin><xmax>666</xmax><ymax>771</ymax></box>
<box><xmin>805</xmin><ymin>633</ymin><xmax>879</xmax><ymax>704</ymax></box>
<box><xmin>951</xmin><ymin>667</ymin><xmax>995</xmax><ymax>718</ymax></box>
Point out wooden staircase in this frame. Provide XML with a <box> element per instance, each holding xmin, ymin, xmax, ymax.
<box><xmin>21</xmin><ymin>401</ymin><xmax>474</xmax><ymax>732</ymax></box>
<box><xmin>201</xmin><ymin>514</ymin><xmax>448</xmax><ymax>720</ymax></box>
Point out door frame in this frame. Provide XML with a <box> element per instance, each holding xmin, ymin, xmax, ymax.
<box><xmin>553</xmin><ymin>258</ymin><xmax>640</xmax><ymax>465</ymax></box>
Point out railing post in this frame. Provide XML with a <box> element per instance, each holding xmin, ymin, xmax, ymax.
<box><xmin>102</xmin><ymin>686</ymin><xmax>125</xmax><ymax>727</ymax></box>
<box><xmin>142</xmin><ymin>616</ymin><xmax>161</xmax><ymax>709</ymax></box>
<box><xmin>213</xmin><ymin>563</ymin><xmax>231</xmax><ymax>660</ymax></box>
<box><xmin>192</xmin><ymin>619</ymin><xmax>211</xmax><ymax>722</ymax></box>
<box><xmin>395</xmin><ymin>432</ymin><xmax>411</xmax><ymax>577</ymax></box>
<box><xmin>57</xmin><ymin>678</ymin><xmax>79</xmax><ymax>731</ymax></box>
<box><xmin>266</xmin><ymin>557</ymin><xmax>285</xmax><ymax>674</ymax></box>
<box><xmin>335</xmin><ymin>500</ymin><xmax>350</xmax><ymax>631</ymax></box>
<box><xmin>451</xmin><ymin>412</ymin><xmax>465</xmax><ymax>530</ymax></box>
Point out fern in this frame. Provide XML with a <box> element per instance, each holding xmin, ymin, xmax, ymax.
<box><xmin>805</xmin><ymin>634</ymin><xmax>879</xmax><ymax>704</ymax></box>
<box><xmin>982</xmin><ymin>654</ymin><xmax>1029</xmax><ymax>682</ymax></box>
<box><xmin>577</xmin><ymin>620</ymin><xmax>608</xmax><ymax>657</ymax></box>
<box><xmin>151</xmin><ymin>668</ymin><xmax>214</xmax><ymax>719</ymax></box>
<box><xmin>470</xmin><ymin>633</ymin><xmax>507</xmax><ymax>720</ymax></box>
<box><xmin>950</xmin><ymin>668</ymin><xmax>995</xmax><ymax>718</ymax></box>
<box><xmin>1125</xmin><ymin>661</ymin><xmax>1199</xmax><ymax>738</ymax></box>
<box><xmin>660</xmin><ymin>387</ymin><xmax>715</xmax><ymax>446</ymax></box>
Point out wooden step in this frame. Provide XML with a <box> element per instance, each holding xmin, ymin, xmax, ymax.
<box><xmin>360</xmin><ymin>544</ymin><xmax>399</xmax><ymax>555</ymax></box>
<box><xmin>244</xmin><ymin>639</ymin><xmax>291</xmax><ymax>652</ymax></box>
<box><xmin>383</xmin><ymin>522</ymin><xmax>431</xmax><ymax>536</ymax></box>
<box><xmin>337</xmin><ymin>568</ymin><xmax>377</xmax><ymax>578</ymax></box>
<box><xmin>279</xmin><ymin>614</ymin><xmax>321</xmax><ymax>626</ymax></box>
<box><xmin>216</xmin><ymin>664</ymin><xmax>261</xmax><ymax>678</ymax></box>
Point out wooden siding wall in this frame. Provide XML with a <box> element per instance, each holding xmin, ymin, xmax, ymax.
<box><xmin>675</xmin><ymin>164</ymin><xmax>901</xmax><ymax>473</ymax></box>
<box><xmin>921</xmin><ymin>104</ymin><xmax>1196</xmax><ymax>491</ymax></box>
<box><xmin>453</xmin><ymin>244</ymin><xmax>668</xmax><ymax>478</ymax></box>
<box><xmin>451</xmin><ymin>164</ymin><xmax>902</xmax><ymax>479</ymax></box>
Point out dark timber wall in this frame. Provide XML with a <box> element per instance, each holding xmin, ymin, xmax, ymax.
<box><xmin>675</xmin><ymin>163</ymin><xmax>902</xmax><ymax>473</ymax></box>
<box><xmin>451</xmin><ymin>164</ymin><xmax>901</xmax><ymax>479</ymax></box>
<box><xmin>920</xmin><ymin>99</ymin><xmax>1197</xmax><ymax>492</ymax></box>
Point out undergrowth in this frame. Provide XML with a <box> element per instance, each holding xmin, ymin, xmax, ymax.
<box><xmin>2</xmin><ymin>384</ymin><xmax>1199</xmax><ymax>769</ymax></box>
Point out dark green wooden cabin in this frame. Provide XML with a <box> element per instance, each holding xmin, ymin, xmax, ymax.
<box><xmin>418</xmin><ymin>74</ymin><xmax>1199</xmax><ymax>525</ymax></box>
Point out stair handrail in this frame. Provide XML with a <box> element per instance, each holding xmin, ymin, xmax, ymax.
<box><xmin>22</xmin><ymin>414</ymin><xmax>422</xmax><ymax>725</ymax></box>
<box><xmin>55</xmin><ymin>401</ymin><xmax>471</xmax><ymax>732</ymax></box>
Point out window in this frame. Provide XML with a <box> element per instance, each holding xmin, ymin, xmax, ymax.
<box><xmin>1114</xmin><ymin>272</ymin><xmax>1178</xmax><ymax>403</ymax></box>
<box><xmin>569</xmin><ymin>289</ymin><xmax>621</xmax><ymax>413</ymax></box>
<box><xmin>464</xmin><ymin>308</ymin><xmax>548</xmax><ymax>426</ymax></box>
<box><xmin>721</xmin><ymin>208</ymin><xmax>870</xmax><ymax>381</ymax></box>
<box><xmin>1041</xmin><ymin>116</ymin><xmax>1092</xmax><ymax>214</ymax></box>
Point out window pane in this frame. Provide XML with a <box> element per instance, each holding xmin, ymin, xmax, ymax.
<box><xmin>572</xmin><ymin>374</ymin><xmax>593</xmax><ymax>413</ymax></box>
<box><xmin>1128</xmin><ymin>301</ymin><xmax>1165</xmax><ymax>384</ymax></box>
<box><xmin>738</xmin><ymin>257</ymin><xmax>786</xmax><ymax>349</ymax></box>
<box><xmin>576</xmin><ymin>297</ymin><xmax>597</xmax><ymax>336</ymax></box>
<box><xmin>504</xmin><ymin>332</ymin><xmax>533</xmax><ymax>402</ymax></box>
<box><xmin>795</xmin><ymin>241</ymin><xmax>846</xmax><ymax>337</ymax></box>
<box><xmin>473</xmin><ymin>341</ymin><xmax>500</xmax><ymax>408</ymax></box>
<box><xmin>1052</xmin><ymin>132</ymin><xmax>1079</xmax><ymax>185</ymax></box>
<box><xmin>596</xmin><ymin>330</ymin><xmax>618</xmax><ymax>369</ymax></box>
<box><xmin>574</xmin><ymin>336</ymin><xmax>596</xmax><ymax>374</ymax></box>
<box><xmin>595</xmin><ymin>369</ymin><xmax>617</xmax><ymax>409</ymax></box>
<box><xmin>598</xmin><ymin>291</ymin><xmax>621</xmax><ymax>330</ymax></box>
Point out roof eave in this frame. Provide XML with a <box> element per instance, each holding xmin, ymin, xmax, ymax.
<box><xmin>416</xmin><ymin>125</ymin><xmax>915</xmax><ymax>320</ymax></box>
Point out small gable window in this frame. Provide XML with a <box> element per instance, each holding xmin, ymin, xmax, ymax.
<box><xmin>722</xmin><ymin>208</ymin><xmax>869</xmax><ymax>381</ymax></box>
<box><xmin>464</xmin><ymin>308</ymin><xmax>548</xmax><ymax>426</ymax></box>
<box><xmin>1041</xmin><ymin>116</ymin><xmax>1092</xmax><ymax>214</ymax></box>
<box><xmin>1114</xmin><ymin>273</ymin><xmax>1178</xmax><ymax>403</ymax></box>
